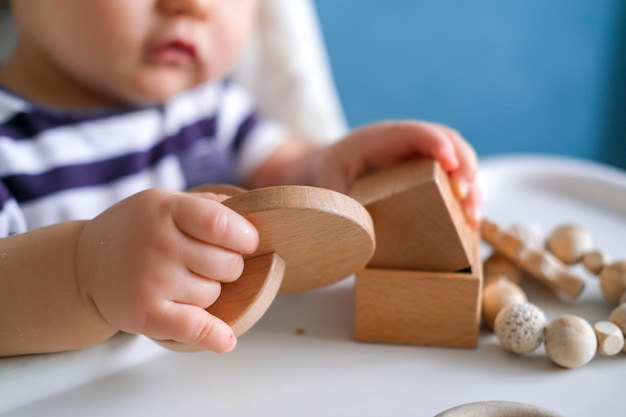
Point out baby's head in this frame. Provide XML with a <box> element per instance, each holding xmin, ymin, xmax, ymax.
<box><xmin>1</xmin><ymin>0</ymin><xmax>258</xmax><ymax>108</ymax></box>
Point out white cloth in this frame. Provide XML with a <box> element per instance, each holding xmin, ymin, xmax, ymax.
<box><xmin>233</xmin><ymin>0</ymin><xmax>347</xmax><ymax>143</ymax></box>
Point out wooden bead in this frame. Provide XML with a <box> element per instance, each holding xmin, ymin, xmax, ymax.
<box><xmin>546</xmin><ymin>224</ymin><xmax>593</xmax><ymax>265</ymax></box>
<box><xmin>482</xmin><ymin>277</ymin><xmax>527</xmax><ymax>330</ymax></box>
<box><xmin>600</xmin><ymin>261</ymin><xmax>626</xmax><ymax>304</ymax></box>
<box><xmin>544</xmin><ymin>315</ymin><xmax>597</xmax><ymax>368</ymax></box>
<box><xmin>582</xmin><ymin>250</ymin><xmax>609</xmax><ymax>276</ymax></box>
<box><xmin>494</xmin><ymin>302</ymin><xmax>546</xmax><ymax>354</ymax></box>
<box><xmin>593</xmin><ymin>321</ymin><xmax>625</xmax><ymax>356</ymax></box>
<box><xmin>508</xmin><ymin>222</ymin><xmax>544</xmax><ymax>248</ymax></box>
<box><xmin>483</xmin><ymin>253</ymin><xmax>524</xmax><ymax>284</ymax></box>
<box><xmin>620</xmin><ymin>290</ymin><xmax>626</xmax><ymax>306</ymax></box>
<box><xmin>608</xmin><ymin>304</ymin><xmax>626</xmax><ymax>353</ymax></box>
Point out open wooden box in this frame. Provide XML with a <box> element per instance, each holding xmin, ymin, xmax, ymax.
<box><xmin>350</xmin><ymin>158</ymin><xmax>483</xmax><ymax>348</ymax></box>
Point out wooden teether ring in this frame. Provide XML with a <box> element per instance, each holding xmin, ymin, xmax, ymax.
<box><xmin>159</xmin><ymin>185</ymin><xmax>375</xmax><ymax>351</ymax></box>
<box><xmin>223</xmin><ymin>185</ymin><xmax>375</xmax><ymax>294</ymax></box>
<box><xmin>435</xmin><ymin>401</ymin><xmax>563</xmax><ymax>417</ymax></box>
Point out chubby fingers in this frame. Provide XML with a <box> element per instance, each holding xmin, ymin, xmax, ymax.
<box><xmin>152</xmin><ymin>302</ymin><xmax>237</xmax><ymax>353</ymax></box>
<box><xmin>172</xmin><ymin>192</ymin><xmax>259</xmax><ymax>257</ymax></box>
<box><xmin>432</xmin><ymin>124</ymin><xmax>481</xmax><ymax>226</ymax></box>
<box><xmin>373</xmin><ymin>121</ymin><xmax>481</xmax><ymax>226</ymax></box>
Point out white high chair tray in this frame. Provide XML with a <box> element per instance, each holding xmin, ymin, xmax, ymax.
<box><xmin>1</xmin><ymin>154</ymin><xmax>624</xmax><ymax>417</ymax></box>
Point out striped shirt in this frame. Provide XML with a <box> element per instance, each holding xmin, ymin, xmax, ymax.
<box><xmin>0</xmin><ymin>80</ymin><xmax>287</xmax><ymax>237</ymax></box>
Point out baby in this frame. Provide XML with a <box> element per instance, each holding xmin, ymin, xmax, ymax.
<box><xmin>0</xmin><ymin>0</ymin><xmax>481</xmax><ymax>357</ymax></box>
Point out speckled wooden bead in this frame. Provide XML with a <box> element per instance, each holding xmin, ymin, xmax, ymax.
<box><xmin>608</xmin><ymin>304</ymin><xmax>626</xmax><ymax>352</ymax></box>
<box><xmin>593</xmin><ymin>321</ymin><xmax>625</xmax><ymax>356</ymax></box>
<box><xmin>544</xmin><ymin>315</ymin><xmax>597</xmax><ymax>368</ymax></box>
<box><xmin>494</xmin><ymin>302</ymin><xmax>547</xmax><ymax>354</ymax></box>
<box><xmin>482</xmin><ymin>277</ymin><xmax>527</xmax><ymax>330</ymax></box>
<box><xmin>581</xmin><ymin>250</ymin><xmax>609</xmax><ymax>276</ymax></box>
<box><xmin>599</xmin><ymin>261</ymin><xmax>626</xmax><ymax>304</ymax></box>
<box><xmin>546</xmin><ymin>224</ymin><xmax>593</xmax><ymax>265</ymax></box>
<box><xmin>483</xmin><ymin>253</ymin><xmax>524</xmax><ymax>284</ymax></box>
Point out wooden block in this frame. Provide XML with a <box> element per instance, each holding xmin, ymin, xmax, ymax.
<box><xmin>349</xmin><ymin>157</ymin><xmax>472</xmax><ymax>272</ymax></box>
<box><xmin>354</xmin><ymin>229</ymin><xmax>482</xmax><ymax>348</ymax></box>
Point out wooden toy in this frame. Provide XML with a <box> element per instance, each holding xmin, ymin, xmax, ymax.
<box><xmin>483</xmin><ymin>253</ymin><xmax>524</xmax><ymax>284</ymax></box>
<box><xmin>546</xmin><ymin>224</ymin><xmax>593</xmax><ymax>265</ymax></box>
<box><xmin>486</xmin><ymin>222</ymin><xmax>626</xmax><ymax>368</ymax></box>
<box><xmin>349</xmin><ymin>157</ymin><xmax>473</xmax><ymax>272</ymax></box>
<box><xmin>544</xmin><ymin>315</ymin><xmax>597</xmax><ymax>368</ymax></box>
<box><xmin>354</xmin><ymin>243</ymin><xmax>481</xmax><ymax>347</ymax></box>
<box><xmin>350</xmin><ymin>157</ymin><xmax>483</xmax><ymax>348</ymax></box>
<box><xmin>593</xmin><ymin>321</ymin><xmax>624</xmax><ymax>356</ymax></box>
<box><xmin>481</xmin><ymin>219</ymin><xmax>585</xmax><ymax>298</ymax></box>
<box><xmin>609</xmin><ymin>304</ymin><xmax>626</xmax><ymax>341</ymax></box>
<box><xmin>599</xmin><ymin>261</ymin><xmax>626</xmax><ymax>303</ymax></box>
<box><xmin>581</xmin><ymin>250</ymin><xmax>609</xmax><ymax>275</ymax></box>
<box><xmin>481</xmin><ymin>276</ymin><xmax>527</xmax><ymax>330</ymax></box>
<box><xmin>160</xmin><ymin>185</ymin><xmax>375</xmax><ymax>351</ymax></box>
<box><xmin>494</xmin><ymin>302</ymin><xmax>546</xmax><ymax>354</ymax></box>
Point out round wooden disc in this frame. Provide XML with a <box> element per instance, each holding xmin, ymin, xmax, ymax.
<box><xmin>157</xmin><ymin>185</ymin><xmax>375</xmax><ymax>351</ymax></box>
<box><xmin>223</xmin><ymin>185</ymin><xmax>375</xmax><ymax>293</ymax></box>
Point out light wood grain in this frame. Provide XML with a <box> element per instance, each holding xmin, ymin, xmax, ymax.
<box><xmin>599</xmin><ymin>261</ymin><xmax>626</xmax><ymax>304</ymax></box>
<box><xmin>349</xmin><ymin>157</ymin><xmax>473</xmax><ymax>272</ymax></box>
<box><xmin>482</xmin><ymin>277</ymin><xmax>527</xmax><ymax>330</ymax></box>
<box><xmin>546</xmin><ymin>224</ymin><xmax>593</xmax><ymax>265</ymax></box>
<box><xmin>224</xmin><ymin>185</ymin><xmax>375</xmax><ymax>293</ymax></box>
<box><xmin>481</xmin><ymin>219</ymin><xmax>585</xmax><ymax>298</ymax></box>
<box><xmin>354</xmin><ymin>229</ymin><xmax>482</xmax><ymax>348</ymax></box>
<box><xmin>593</xmin><ymin>320</ymin><xmax>625</xmax><ymax>356</ymax></box>
<box><xmin>207</xmin><ymin>253</ymin><xmax>285</xmax><ymax>336</ymax></box>
<box><xmin>544</xmin><ymin>315</ymin><xmax>597</xmax><ymax>368</ymax></box>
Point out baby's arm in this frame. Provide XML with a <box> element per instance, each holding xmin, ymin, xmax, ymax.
<box><xmin>0</xmin><ymin>189</ymin><xmax>258</xmax><ymax>357</ymax></box>
<box><xmin>248</xmin><ymin>120</ymin><xmax>481</xmax><ymax>226</ymax></box>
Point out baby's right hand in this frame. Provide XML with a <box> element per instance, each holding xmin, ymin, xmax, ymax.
<box><xmin>74</xmin><ymin>189</ymin><xmax>259</xmax><ymax>353</ymax></box>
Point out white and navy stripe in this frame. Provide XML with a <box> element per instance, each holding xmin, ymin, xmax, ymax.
<box><xmin>0</xmin><ymin>80</ymin><xmax>287</xmax><ymax>236</ymax></box>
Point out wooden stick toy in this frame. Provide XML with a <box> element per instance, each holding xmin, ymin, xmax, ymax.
<box><xmin>481</xmin><ymin>219</ymin><xmax>585</xmax><ymax>298</ymax></box>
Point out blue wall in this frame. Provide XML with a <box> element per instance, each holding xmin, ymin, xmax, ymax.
<box><xmin>314</xmin><ymin>1</ymin><xmax>626</xmax><ymax>169</ymax></box>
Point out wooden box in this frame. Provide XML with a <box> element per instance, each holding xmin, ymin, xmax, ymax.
<box><xmin>350</xmin><ymin>158</ymin><xmax>483</xmax><ymax>348</ymax></box>
<box><xmin>354</xmin><ymin>231</ymin><xmax>482</xmax><ymax>347</ymax></box>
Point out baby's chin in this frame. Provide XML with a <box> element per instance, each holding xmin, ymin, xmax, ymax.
<box><xmin>123</xmin><ymin>72</ymin><xmax>212</xmax><ymax>106</ymax></box>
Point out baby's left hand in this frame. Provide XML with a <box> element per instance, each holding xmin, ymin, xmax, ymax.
<box><xmin>313</xmin><ymin>120</ymin><xmax>481</xmax><ymax>227</ymax></box>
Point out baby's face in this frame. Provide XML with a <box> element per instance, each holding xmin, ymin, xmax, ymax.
<box><xmin>8</xmin><ymin>0</ymin><xmax>258</xmax><ymax>107</ymax></box>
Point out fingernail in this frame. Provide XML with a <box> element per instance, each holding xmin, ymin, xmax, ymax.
<box><xmin>468</xmin><ymin>204</ymin><xmax>482</xmax><ymax>227</ymax></box>
<box><xmin>451</xmin><ymin>178</ymin><xmax>469</xmax><ymax>200</ymax></box>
